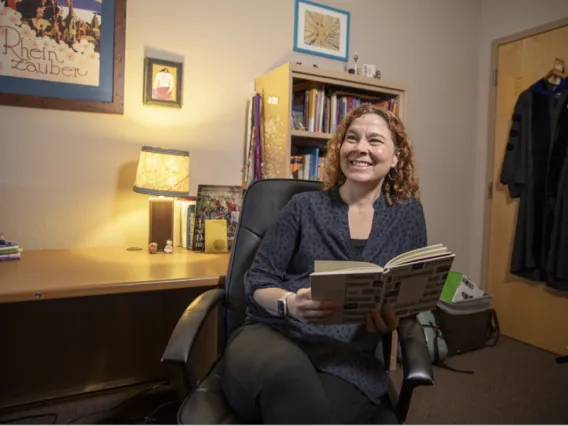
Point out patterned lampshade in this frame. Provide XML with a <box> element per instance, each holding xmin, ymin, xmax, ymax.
<box><xmin>133</xmin><ymin>146</ymin><xmax>190</xmax><ymax>197</ymax></box>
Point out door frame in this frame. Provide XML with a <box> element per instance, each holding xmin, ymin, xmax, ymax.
<box><xmin>481</xmin><ymin>16</ymin><xmax>568</xmax><ymax>289</ymax></box>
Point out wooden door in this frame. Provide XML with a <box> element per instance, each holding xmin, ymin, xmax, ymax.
<box><xmin>488</xmin><ymin>24</ymin><xmax>568</xmax><ymax>356</ymax></box>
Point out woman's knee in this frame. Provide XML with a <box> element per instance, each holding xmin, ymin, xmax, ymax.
<box><xmin>222</xmin><ymin>324</ymin><xmax>332</xmax><ymax>423</ymax></box>
<box><xmin>221</xmin><ymin>363</ymin><xmax>261</xmax><ymax>423</ymax></box>
<box><xmin>221</xmin><ymin>324</ymin><xmax>317</xmax><ymax>421</ymax></box>
<box><xmin>223</xmin><ymin>324</ymin><xmax>319</xmax><ymax>392</ymax></box>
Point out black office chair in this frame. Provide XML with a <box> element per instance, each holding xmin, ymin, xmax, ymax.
<box><xmin>161</xmin><ymin>179</ymin><xmax>434</xmax><ymax>424</ymax></box>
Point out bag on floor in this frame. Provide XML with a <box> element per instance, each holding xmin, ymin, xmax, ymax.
<box><xmin>417</xmin><ymin>310</ymin><xmax>474</xmax><ymax>374</ymax></box>
<box><xmin>435</xmin><ymin>297</ymin><xmax>500</xmax><ymax>357</ymax></box>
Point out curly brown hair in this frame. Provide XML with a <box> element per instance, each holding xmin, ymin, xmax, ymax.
<box><xmin>324</xmin><ymin>103</ymin><xmax>420</xmax><ymax>206</ymax></box>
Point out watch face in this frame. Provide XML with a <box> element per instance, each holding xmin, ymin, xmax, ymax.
<box><xmin>277</xmin><ymin>300</ymin><xmax>285</xmax><ymax>317</ymax></box>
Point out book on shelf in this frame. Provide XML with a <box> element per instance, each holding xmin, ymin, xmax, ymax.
<box><xmin>290</xmin><ymin>146</ymin><xmax>327</xmax><ymax>181</ymax></box>
<box><xmin>310</xmin><ymin>244</ymin><xmax>455</xmax><ymax>325</ymax></box>
<box><xmin>292</xmin><ymin>83</ymin><xmax>398</xmax><ymax>135</ymax></box>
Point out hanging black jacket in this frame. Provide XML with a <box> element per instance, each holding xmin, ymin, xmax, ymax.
<box><xmin>544</xmin><ymin>86</ymin><xmax>568</xmax><ymax>290</ymax></box>
<box><xmin>500</xmin><ymin>77</ymin><xmax>568</xmax><ymax>291</ymax></box>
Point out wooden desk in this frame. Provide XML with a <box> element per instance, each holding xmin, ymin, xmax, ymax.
<box><xmin>0</xmin><ymin>247</ymin><xmax>230</xmax><ymax>410</ymax></box>
<box><xmin>0</xmin><ymin>247</ymin><xmax>230</xmax><ymax>303</ymax></box>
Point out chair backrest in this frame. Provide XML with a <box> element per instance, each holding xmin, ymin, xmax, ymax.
<box><xmin>222</xmin><ymin>178</ymin><xmax>323</xmax><ymax>346</ymax></box>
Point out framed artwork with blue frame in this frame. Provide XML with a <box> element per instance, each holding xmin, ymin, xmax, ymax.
<box><xmin>293</xmin><ymin>0</ymin><xmax>350</xmax><ymax>62</ymax></box>
<box><xmin>0</xmin><ymin>0</ymin><xmax>126</xmax><ymax>114</ymax></box>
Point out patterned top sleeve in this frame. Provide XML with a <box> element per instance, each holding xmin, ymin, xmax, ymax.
<box><xmin>244</xmin><ymin>194</ymin><xmax>301</xmax><ymax>313</ymax></box>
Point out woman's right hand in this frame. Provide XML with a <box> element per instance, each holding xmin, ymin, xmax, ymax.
<box><xmin>287</xmin><ymin>288</ymin><xmax>343</xmax><ymax>323</ymax></box>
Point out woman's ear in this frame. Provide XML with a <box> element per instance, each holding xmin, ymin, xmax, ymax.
<box><xmin>391</xmin><ymin>152</ymin><xmax>399</xmax><ymax>169</ymax></box>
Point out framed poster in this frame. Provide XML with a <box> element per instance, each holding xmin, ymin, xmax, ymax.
<box><xmin>293</xmin><ymin>0</ymin><xmax>350</xmax><ymax>62</ymax></box>
<box><xmin>143</xmin><ymin>57</ymin><xmax>183</xmax><ymax>108</ymax></box>
<box><xmin>0</xmin><ymin>0</ymin><xmax>126</xmax><ymax>114</ymax></box>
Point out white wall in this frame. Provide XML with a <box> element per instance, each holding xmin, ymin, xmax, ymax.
<box><xmin>0</xmin><ymin>0</ymin><xmax>480</xmax><ymax>275</ymax></box>
<box><xmin>469</xmin><ymin>0</ymin><xmax>568</xmax><ymax>286</ymax></box>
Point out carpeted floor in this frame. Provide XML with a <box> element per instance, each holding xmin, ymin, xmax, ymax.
<box><xmin>1</xmin><ymin>336</ymin><xmax>567</xmax><ymax>424</ymax></box>
<box><xmin>394</xmin><ymin>336</ymin><xmax>568</xmax><ymax>424</ymax></box>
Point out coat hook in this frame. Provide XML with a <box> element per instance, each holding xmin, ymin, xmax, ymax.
<box><xmin>553</xmin><ymin>58</ymin><xmax>565</xmax><ymax>73</ymax></box>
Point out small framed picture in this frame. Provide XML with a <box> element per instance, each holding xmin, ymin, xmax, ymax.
<box><xmin>143</xmin><ymin>58</ymin><xmax>183</xmax><ymax>108</ymax></box>
<box><xmin>293</xmin><ymin>0</ymin><xmax>350</xmax><ymax>62</ymax></box>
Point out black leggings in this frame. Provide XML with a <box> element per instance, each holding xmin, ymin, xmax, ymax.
<box><xmin>220</xmin><ymin>323</ymin><xmax>394</xmax><ymax>424</ymax></box>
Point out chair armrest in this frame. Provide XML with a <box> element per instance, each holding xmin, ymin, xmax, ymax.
<box><xmin>394</xmin><ymin>315</ymin><xmax>434</xmax><ymax>423</ymax></box>
<box><xmin>161</xmin><ymin>288</ymin><xmax>225</xmax><ymax>397</ymax></box>
<box><xmin>398</xmin><ymin>316</ymin><xmax>434</xmax><ymax>386</ymax></box>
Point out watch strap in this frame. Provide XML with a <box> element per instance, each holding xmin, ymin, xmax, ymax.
<box><xmin>277</xmin><ymin>291</ymin><xmax>295</xmax><ymax>317</ymax></box>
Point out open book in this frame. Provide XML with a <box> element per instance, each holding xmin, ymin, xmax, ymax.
<box><xmin>309</xmin><ymin>244</ymin><xmax>455</xmax><ymax>325</ymax></box>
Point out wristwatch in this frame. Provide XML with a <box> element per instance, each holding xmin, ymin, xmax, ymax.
<box><xmin>277</xmin><ymin>292</ymin><xmax>295</xmax><ymax>317</ymax></box>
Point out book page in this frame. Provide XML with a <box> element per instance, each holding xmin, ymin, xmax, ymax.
<box><xmin>314</xmin><ymin>260</ymin><xmax>382</xmax><ymax>274</ymax></box>
<box><xmin>310</xmin><ymin>270</ymin><xmax>383</xmax><ymax>325</ymax></box>
<box><xmin>385</xmin><ymin>244</ymin><xmax>443</xmax><ymax>267</ymax></box>
<box><xmin>379</xmin><ymin>254</ymin><xmax>455</xmax><ymax>316</ymax></box>
<box><xmin>385</xmin><ymin>244</ymin><xmax>450</xmax><ymax>268</ymax></box>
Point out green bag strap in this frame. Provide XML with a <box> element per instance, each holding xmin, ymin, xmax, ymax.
<box><xmin>422</xmin><ymin>323</ymin><xmax>475</xmax><ymax>375</ymax></box>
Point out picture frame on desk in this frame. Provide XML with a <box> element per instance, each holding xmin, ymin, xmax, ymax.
<box><xmin>293</xmin><ymin>0</ymin><xmax>350</xmax><ymax>62</ymax></box>
<box><xmin>143</xmin><ymin>57</ymin><xmax>183</xmax><ymax>108</ymax></box>
<box><xmin>192</xmin><ymin>184</ymin><xmax>243</xmax><ymax>253</ymax></box>
<box><xmin>0</xmin><ymin>0</ymin><xmax>127</xmax><ymax>114</ymax></box>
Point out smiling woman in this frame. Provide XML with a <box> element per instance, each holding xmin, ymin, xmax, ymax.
<box><xmin>325</xmin><ymin>103</ymin><xmax>420</xmax><ymax>206</ymax></box>
<box><xmin>221</xmin><ymin>103</ymin><xmax>427</xmax><ymax>424</ymax></box>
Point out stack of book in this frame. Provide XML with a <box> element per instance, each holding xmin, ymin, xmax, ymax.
<box><xmin>290</xmin><ymin>147</ymin><xmax>327</xmax><ymax>181</ymax></box>
<box><xmin>0</xmin><ymin>233</ymin><xmax>22</xmax><ymax>261</ymax></box>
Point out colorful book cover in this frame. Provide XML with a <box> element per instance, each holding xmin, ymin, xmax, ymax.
<box><xmin>179</xmin><ymin>200</ymin><xmax>196</xmax><ymax>249</ymax></box>
<box><xmin>187</xmin><ymin>203</ymin><xmax>196</xmax><ymax>250</ymax></box>
<box><xmin>192</xmin><ymin>185</ymin><xmax>243</xmax><ymax>252</ymax></box>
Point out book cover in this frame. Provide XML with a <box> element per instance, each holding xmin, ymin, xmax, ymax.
<box><xmin>204</xmin><ymin>219</ymin><xmax>228</xmax><ymax>253</ymax></box>
<box><xmin>192</xmin><ymin>184</ymin><xmax>243</xmax><ymax>252</ymax></box>
<box><xmin>441</xmin><ymin>271</ymin><xmax>485</xmax><ymax>302</ymax></box>
<box><xmin>310</xmin><ymin>245</ymin><xmax>455</xmax><ymax>324</ymax></box>
<box><xmin>173</xmin><ymin>199</ymin><xmax>182</xmax><ymax>247</ymax></box>
<box><xmin>187</xmin><ymin>203</ymin><xmax>196</xmax><ymax>250</ymax></box>
<box><xmin>179</xmin><ymin>200</ymin><xmax>196</xmax><ymax>249</ymax></box>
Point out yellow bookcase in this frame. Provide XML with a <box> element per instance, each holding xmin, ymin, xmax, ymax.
<box><xmin>253</xmin><ymin>63</ymin><xmax>408</xmax><ymax>180</ymax></box>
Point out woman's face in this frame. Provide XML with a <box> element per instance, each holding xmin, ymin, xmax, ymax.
<box><xmin>339</xmin><ymin>113</ymin><xmax>398</xmax><ymax>185</ymax></box>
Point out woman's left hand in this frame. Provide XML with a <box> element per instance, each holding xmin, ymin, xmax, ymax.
<box><xmin>366</xmin><ymin>302</ymin><xmax>400</xmax><ymax>333</ymax></box>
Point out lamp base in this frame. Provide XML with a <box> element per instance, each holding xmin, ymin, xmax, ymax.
<box><xmin>149</xmin><ymin>197</ymin><xmax>175</xmax><ymax>251</ymax></box>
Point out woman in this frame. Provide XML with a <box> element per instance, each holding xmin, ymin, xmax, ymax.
<box><xmin>221</xmin><ymin>103</ymin><xmax>426</xmax><ymax>424</ymax></box>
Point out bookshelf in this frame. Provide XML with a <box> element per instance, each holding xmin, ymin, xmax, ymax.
<box><xmin>253</xmin><ymin>63</ymin><xmax>408</xmax><ymax>181</ymax></box>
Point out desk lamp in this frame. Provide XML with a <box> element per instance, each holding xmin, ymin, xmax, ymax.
<box><xmin>133</xmin><ymin>146</ymin><xmax>190</xmax><ymax>251</ymax></box>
